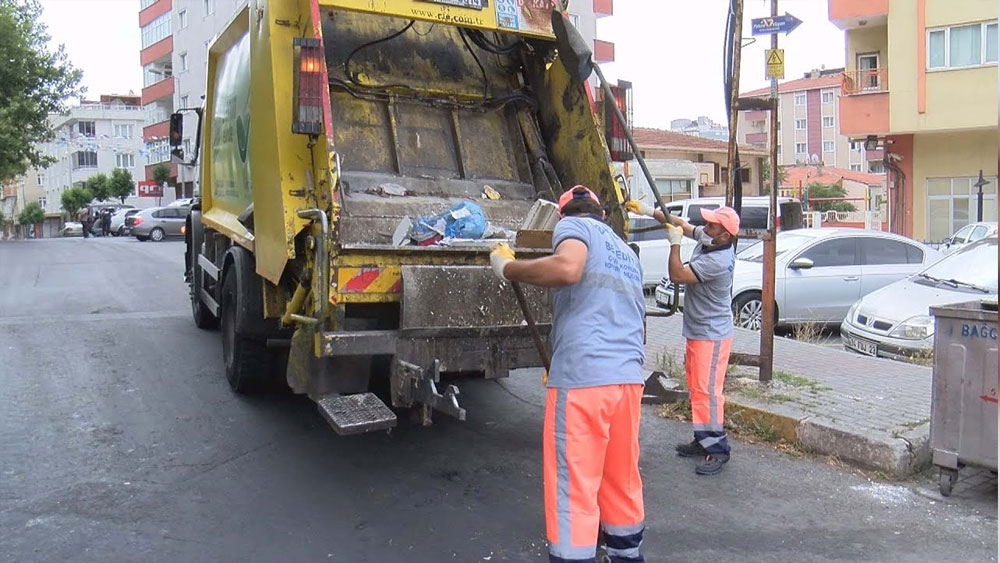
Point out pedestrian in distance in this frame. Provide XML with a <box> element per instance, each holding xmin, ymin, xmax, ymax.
<box><xmin>81</xmin><ymin>208</ymin><xmax>92</xmax><ymax>239</ymax></box>
<box><xmin>102</xmin><ymin>209</ymin><xmax>112</xmax><ymax>237</ymax></box>
<box><xmin>491</xmin><ymin>186</ymin><xmax>647</xmax><ymax>563</ymax></box>
<box><xmin>626</xmin><ymin>199</ymin><xmax>740</xmax><ymax>475</ymax></box>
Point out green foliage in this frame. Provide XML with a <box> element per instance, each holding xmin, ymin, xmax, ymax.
<box><xmin>108</xmin><ymin>168</ymin><xmax>134</xmax><ymax>203</ymax></box>
<box><xmin>807</xmin><ymin>182</ymin><xmax>857</xmax><ymax>213</ymax></box>
<box><xmin>152</xmin><ymin>163</ymin><xmax>171</xmax><ymax>186</ymax></box>
<box><xmin>17</xmin><ymin>200</ymin><xmax>43</xmax><ymax>224</ymax></box>
<box><xmin>85</xmin><ymin>172</ymin><xmax>109</xmax><ymax>201</ymax></box>
<box><xmin>0</xmin><ymin>0</ymin><xmax>84</xmax><ymax>181</ymax></box>
<box><xmin>60</xmin><ymin>186</ymin><xmax>91</xmax><ymax>216</ymax></box>
<box><xmin>761</xmin><ymin>161</ymin><xmax>788</xmax><ymax>186</ymax></box>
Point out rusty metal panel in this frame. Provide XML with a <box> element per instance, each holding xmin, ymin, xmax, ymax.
<box><xmin>400</xmin><ymin>265</ymin><xmax>551</xmax><ymax>329</ymax></box>
<box><xmin>329</xmin><ymin>92</ymin><xmax>396</xmax><ymax>173</ymax></box>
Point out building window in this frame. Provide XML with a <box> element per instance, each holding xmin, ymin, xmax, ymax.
<box><xmin>795</xmin><ymin>142</ymin><xmax>807</xmax><ymax>154</ymax></box>
<box><xmin>179</xmin><ymin>52</ymin><xmax>188</xmax><ymax>72</ymax></box>
<box><xmin>183</xmin><ymin>138</ymin><xmax>193</xmax><ymax>156</ymax></box>
<box><xmin>37</xmin><ymin>174</ymin><xmax>44</xmax><ymax>186</ymax></box>
<box><xmin>568</xmin><ymin>14</ymin><xmax>579</xmax><ymax>28</ymax></box>
<box><xmin>927</xmin><ymin>21</ymin><xmax>998</xmax><ymax>69</ymax></box>
<box><xmin>821</xmin><ymin>91</ymin><xmax>834</xmax><ymax>103</ymax></box>
<box><xmin>822</xmin><ymin>116</ymin><xmax>834</xmax><ymax>128</ymax></box>
<box><xmin>178</xmin><ymin>9</ymin><xmax>187</xmax><ymax>29</ymax></box>
<box><xmin>823</xmin><ymin>141</ymin><xmax>835</xmax><ymax>152</ymax></box>
<box><xmin>114</xmin><ymin>123</ymin><xmax>134</xmax><ymax>138</ymax></box>
<box><xmin>927</xmin><ymin>176</ymin><xmax>998</xmax><ymax>241</ymax></box>
<box><xmin>73</xmin><ymin>151</ymin><xmax>98</xmax><ymax>169</ymax></box>
<box><xmin>144</xmin><ymin>102</ymin><xmax>170</xmax><ymax>126</ymax></box>
<box><xmin>38</xmin><ymin>197</ymin><xmax>46</xmax><ymax>209</ymax></box>
<box><xmin>794</xmin><ymin>119</ymin><xmax>806</xmax><ymax>130</ymax></box>
<box><xmin>850</xmin><ymin>141</ymin><xmax>861</xmax><ymax>151</ymax></box>
<box><xmin>739</xmin><ymin>168</ymin><xmax>751</xmax><ymax>183</ymax></box>
<box><xmin>143</xmin><ymin>63</ymin><xmax>171</xmax><ymax>87</ymax></box>
<box><xmin>850</xmin><ymin>164</ymin><xmax>862</xmax><ymax>172</ymax></box>
<box><xmin>204</xmin><ymin>0</ymin><xmax>214</xmax><ymax>15</ymax></box>
<box><xmin>77</xmin><ymin>121</ymin><xmax>96</xmax><ymax>137</ymax></box>
<box><xmin>141</xmin><ymin>12</ymin><xmax>171</xmax><ymax>49</ymax></box>
<box><xmin>180</xmin><ymin>95</ymin><xmax>189</xmax><ymax>108</ymax></box>
<box><xmin>140</xmin><ymin>0</ymin><xmax>157</xmax><ymax>8</ymax></box>
<box><xmin>777</xmin><ymin>144</ymin><xmax>781</xmax><ymax>156</ymax></box>
<box><xmin>794</xmin><ymin>93</ymin><xmax>805</xmax><ymax>106</ymax></box>
<box><xmin>654</xmin><ymin>178</ymin><xmax>692</xmax><ymax>200</ymax></box>
<box><xmin>868</xmin><ymin>162</ymin><xmax>885</xmax><ymax>174</ymax></box>
<box><xmin>116</xmin><ymin>153</ymin><xmax>135</xmax><ymax>168</ymax></box>
<box><xmin>146</xmin><ymin>139</ymin><xmax>170</xmax><ymax>164</ymax></box>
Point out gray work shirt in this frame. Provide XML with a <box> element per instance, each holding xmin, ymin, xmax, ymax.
<box><xmin>682</xmin><ymin>226</ymin><xmax>736</xmax><ymax>341</ymax></box>
<box><xmin>547</xmin><ymin>216</ymin><xmax>646</xmax><ymax>389</ymax></box>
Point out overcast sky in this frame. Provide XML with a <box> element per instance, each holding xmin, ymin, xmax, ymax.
<box><xmin>37</xmin><ymin>0</ymin><xmax>844</xmax><ymax>126</ymax></box>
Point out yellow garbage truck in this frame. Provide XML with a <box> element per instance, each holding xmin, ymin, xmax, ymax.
<box><xmin>174</xmin><ymin>0</ymin><xmax>629</xmax><ymax>434</ymax></box>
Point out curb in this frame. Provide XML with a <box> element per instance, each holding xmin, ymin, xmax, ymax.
<box><xmin>723</xmin><ymin>398</ymin><xmax>931</xmax><ymax>478</ymax></box>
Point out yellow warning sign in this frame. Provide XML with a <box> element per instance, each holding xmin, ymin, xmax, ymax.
<box><xmin>766</xmin><ymin>48</ymin><xmax>785</xmax><ymax>79</ymax></box>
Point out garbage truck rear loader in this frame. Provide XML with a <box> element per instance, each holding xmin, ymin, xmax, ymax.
<box><xmin>177</xmin><ymin>0</ymin><xmax>628</xmax><ymax>434</ymax></box>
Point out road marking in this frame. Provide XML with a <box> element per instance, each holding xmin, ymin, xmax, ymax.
<box><xmin>0</xmin><ymin>311</ymin><xmax>189</xmax><ymax>326</ymax></box>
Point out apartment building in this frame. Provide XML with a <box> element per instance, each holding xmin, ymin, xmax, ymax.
<box><xmin>829</xmin><ymin>0</ymin><xmax>998</xmax><ymax>241</ymax></box>
<box><xmin>141</xmin><ymin>0</ymin><xmax>613</xmax><ymax>198</ymax></box>
<box><xmin>739</xmin><ymin>68</ymin><xmax>874</xmax><ymax>173</ymax></box>
<box><xmin>670</xmin><ymin>116</ymin><xmax>729</xmax><ymax>141</ymax></box>
<box><xmin>40</xmin><ymin>96</ymin><xmax>148</xmax><ymax>215</ymax></box>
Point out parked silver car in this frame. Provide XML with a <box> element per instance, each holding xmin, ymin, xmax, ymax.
<box><xmin>841</xmin><ymin>236</ymin><xmax>998</xmax><ymax>360</ymax></box>
<box><xmin>940</xmin><ymin>221</ymin><xmax>997</xmax><ymax>254</ymax></box>
<box><xmin>127</xmin><ymin>206</ymin><xmax>190</xmax><ymax>241</ymax></box>
<box><xmin>110</xmin><ymin>207</ymin><xmax>141</xmax><ymax>236</ymax></box>
<box><xmin>655</xmin><ymin>228</ymin><xmax>941</xmax><ymax>329</ymax></box>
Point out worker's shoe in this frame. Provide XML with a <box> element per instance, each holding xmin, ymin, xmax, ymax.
<box><xmin>695</xmin><ymin>453</ymin><xmax>730</xmax><ymax>475</ymax></box>
<box><xmin>675</xmin><ymin>439</ymin><xmax>707</xmax><ymax>458</ymax></box>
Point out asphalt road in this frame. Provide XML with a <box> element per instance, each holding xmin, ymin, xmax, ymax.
<box><xmin>1</xmin><ymin>237</ymin><xmax>996</xmax><ymax>563</ymax></box>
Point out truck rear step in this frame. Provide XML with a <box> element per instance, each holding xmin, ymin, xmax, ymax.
<box><xmin>317</xmin><ymin>392</ymin><xmax>397</xmax><ymax>435</ymax></box>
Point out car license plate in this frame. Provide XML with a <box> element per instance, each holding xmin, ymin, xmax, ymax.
<box><xmin>846</xmin><ymin>335</ymin><xmax>877</xmax><ymax>357</ymax></box>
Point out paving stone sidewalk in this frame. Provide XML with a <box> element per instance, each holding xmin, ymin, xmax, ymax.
<box><xmin>644</xmin><ymin>315</ymin><xmax>934</xmax><ymax>477</ymax></box>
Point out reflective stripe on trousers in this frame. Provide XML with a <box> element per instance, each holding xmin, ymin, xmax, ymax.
<box><xmin>686</xmin><ymin>338</ymin><xmax>733</xmax><ymax>454</ymax></box>
<box><xmin>543</xmin><ymin>384</ymin><xmax>645</xmax><ymax>563</ymax></box>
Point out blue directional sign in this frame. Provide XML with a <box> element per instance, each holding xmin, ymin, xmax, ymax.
<box><xmin>751</xmin><ymin>13</ymin><xmax>803</xmax><ymax>36</ymax></box>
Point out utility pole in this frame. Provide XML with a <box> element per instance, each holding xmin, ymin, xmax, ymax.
<box><xmin>725</xmin><ymin>0</ymin><xmax>743</xmax><ymax>207</ymax></box>
<box><xmin>759</xmin><ymin>0</ymin><xmax>780</xmax><ymax>382</ymax></box>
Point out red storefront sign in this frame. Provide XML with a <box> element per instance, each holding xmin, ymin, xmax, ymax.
<box><xmin>138</xmin><ymin>181</ymin><xmax>163</xmax><ymax>197</ymax></box>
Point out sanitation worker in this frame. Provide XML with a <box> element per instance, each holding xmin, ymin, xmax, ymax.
<box><xmin>491</xmin><ymin>185</ymin><xmax>646</xmax><ymax>563</ymax></box>
<box><xmin>626</xmin><ymin>199</ymin><xmax>740</xmax><ymax>476</ymax></box>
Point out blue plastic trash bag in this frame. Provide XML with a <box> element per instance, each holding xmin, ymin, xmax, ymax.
<box><xmin>413</xmin><ymin>201</ymin><xmax>486</xmax><ymax>242</ymax></box>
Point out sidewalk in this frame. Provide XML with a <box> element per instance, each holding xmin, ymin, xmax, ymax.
<box><xmin>644</xmin><ymin>315</ymin><xmax>933</xmax><ymax>477</ymax></box>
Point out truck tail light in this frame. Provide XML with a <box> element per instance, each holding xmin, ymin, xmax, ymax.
<box><xmin>293</xmin><ymin>37</ymin><xmax>324</xmax><ymax>135</ymax></box>
<box><xmin>604</xmin><ymin>80</ymin><xmax>633</xmax><ymax>162</ymax></box>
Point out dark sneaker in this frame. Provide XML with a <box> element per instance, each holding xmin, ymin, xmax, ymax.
<box><xmin>695</xmin><ymin>453</ymin><xmax>730</xmax><ymax>475</ymax></box>
<box><xmin>675</xmin><ymin>439</ymin><xmax>707</xmax><ymax>458</ymax></box>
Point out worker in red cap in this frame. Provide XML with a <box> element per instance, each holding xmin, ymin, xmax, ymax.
<box><xmin>626</xmin><ymin>199</ymin><xmax>740</xmax><ymax>475</ymax></box>
<box><xmin>492</xmin><ymin>185</ymin><xmax>647</xmax><ymax>563</ymax></box>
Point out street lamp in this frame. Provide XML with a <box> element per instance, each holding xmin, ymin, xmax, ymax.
<box><xmin>974</xmin><ymin>169</ymin><xmax>990</xmax><ymax>222</ymax></box>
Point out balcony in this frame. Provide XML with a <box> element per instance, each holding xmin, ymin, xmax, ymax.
<box><xmin>138</xmin><ymin>0</ymin><xmax>170</xmax><ymax>27</ymax></box>
<box><xmin>839</xmin><ymin>71</ymin><xmax>889</xmax><ymax>136</ymax></box>
<box><xmin>829</xmin><ymin>0</ymin><xmax>888</xmax><ymax>30</ymax></box>
<box><xmin>140</xmin><ymin>36</ymin><xmax>172</xmax><ymax>67</ymax></box>
<box><xmin>593</xmin><ymin>0</ymin><xmax>612</xmax><ymax>17</ymax></box>
<box><xmin>745</xmin><ymin>132</ymin><xmax>768</xmax><ymax>145</ymax></box>
<box><xmin>143</xmin><ymin>119</ymin><xmax>170</xmax><ymax>142</ymax></box>
<box><xmin>842</xmin><ymin>68</ymin><xmax>888</xmax><ymax>95</ymax></box>
<box><xmin>141</xmin><ymin>78</ymin><xmax>174</xmax><ymax>106</ymax></box>
<box><xmin>594</xmin><ymin>39</ymin><xmax>614</xmax><ymax>64</ymax></box>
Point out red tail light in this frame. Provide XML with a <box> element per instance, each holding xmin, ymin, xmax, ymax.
<box><xmin>133</xmin><ymin>217</ymin><xmax>143</xmax><ymax>227</ymax></box>
<box><xmin>604</xmin><ymin>80</ymin><xmax>633</xmax><ymax>162</ymax></box>
<box><xmin>292</xmin><ymin>37</ymin><xmax>324</xmax><ymax>135</ymax></box>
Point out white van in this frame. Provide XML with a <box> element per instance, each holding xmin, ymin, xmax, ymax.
<box><xmin>629</xmin><ymin>196</ymin><xmax>803</xmax><ymax>289</ymax></box>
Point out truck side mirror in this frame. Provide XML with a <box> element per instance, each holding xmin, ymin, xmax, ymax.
<box><xmin>169</xmin><ymin>113</ymin><xmax>184</xmax><ymax>147</ymax></box>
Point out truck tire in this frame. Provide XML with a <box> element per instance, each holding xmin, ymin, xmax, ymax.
<box><xmin>220</xmin><ymin>247</ymin><xmax>272</xmax><ymax>393</ymax></box>
<box><xmin>187</xmin><ymin>212</ymin><xmax>219</xmax><ymax>329</ymax></box>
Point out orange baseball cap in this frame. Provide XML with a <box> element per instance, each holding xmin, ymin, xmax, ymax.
<box><xmin>700</xmin><ymin>206</ymin><xmax>740</xmax><ymax>236</ymax></box>
<box><xmin>558</xmin><ymin>185</ymin><xmax>601</xmax><ymax>214</ymax></box>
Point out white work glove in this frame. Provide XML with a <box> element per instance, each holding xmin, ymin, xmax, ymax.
<box><xmin>624</xmin><ymin>199</ymin><xmax>655</xmax><ymax>217</ymax></box>
<box><xmin>665</xmin><ymin>224</ymin><xmax>683</xmax><ymax>247</ymax></box>
<box><xmin>490</xmin><ymin>243</ymin><xmax>515</xmax><ymax>281</ymax></box>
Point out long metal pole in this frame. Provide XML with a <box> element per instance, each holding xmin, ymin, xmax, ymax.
<box><xmin>726</xmin><ymin>0</ymin><xmax>743</xmax><ymax>207</ymax></box>
<box><xmin>759</xmin><ymin>0</ymin><xmax>779</xmax><ymax>383</ymax></box>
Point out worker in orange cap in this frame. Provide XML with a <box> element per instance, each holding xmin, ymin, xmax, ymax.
<box><xmin>626</xmin><ymin>200</ymin><xmax>740</xmax><ymax>475</ymax></box>
<box><xmin>491</xmin><ymin>185</ymin><xmax>647</xmax><ymax>563</ymax></box>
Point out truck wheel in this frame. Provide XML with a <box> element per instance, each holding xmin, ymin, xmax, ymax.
<box><xmin>150</xmin><ymin>227</ymin><xmax>165</xmax><ymax>242</ymax></box>
<box><xmin>187</xmin><ymin>212</ymin><xmax>219</xmax><ymax>330</ymax></box>
<box><xmin>220</xmin><ymin>249</ymin><xmax>272</xmax><ymax>393</ymax></box>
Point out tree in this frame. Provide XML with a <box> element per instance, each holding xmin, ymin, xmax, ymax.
<box><xmin>108</xmin><ymin>168</ymin><xmax>135</xmax><ymax>203</ymax></box>
<box><xmin>152</xmin><ymin>163</ymin><xmax>170</xmax><ymax>186</ymax></box>
<box><xmin>0</xmin><ymin>0</ymin><xmax>84</xmax><ymax>182</ymax></box>
<box><xmin>761</xmin><ymin>161</ymin><xmax>788</xmax><ymax>192</ymax></box>
<box><xmin>806</xmin><ymin>182</ymin><xmax>857</xmax><ymax>213</ymax></box>
<box><xmin>85</xmin><ymin>172</ymin><xmax>110</xmax><ymax>201</ymax></box>
<box><xmin>60</xmin><ymin>186</ymin><xmax>91</xmax><ymax>216</ymax></box>
<box><xmin>17</xmin><ymin>201</ymin><xmax>43</xmax><ymax>225</ymax></box>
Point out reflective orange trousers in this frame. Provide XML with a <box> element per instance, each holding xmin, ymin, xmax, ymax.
<box><xmin>686</xmin><ymin>338</ymin><xmax>733</xmax><ymax>454</ymax></box>
<box><xmin>543</xmin><ymin>384</ymin><xmax>645</xmax><ymax>563</ymax></box>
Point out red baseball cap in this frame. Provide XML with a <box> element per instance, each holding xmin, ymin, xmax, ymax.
<box><xmin>558</xmin><ymin>185</ymin><xmax>601</xmax><ymax>214</ymax></box>
<box><xmin>700</xmin><ymin>206</ymin><xmax>740</xmax><ymax>236</ymax></box>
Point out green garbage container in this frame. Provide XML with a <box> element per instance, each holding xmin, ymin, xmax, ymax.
<box><xmin>929</xmin><ymin>300</ymin><xmax>998</xmax><ymax>496</ymax></box>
